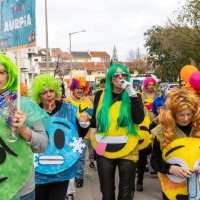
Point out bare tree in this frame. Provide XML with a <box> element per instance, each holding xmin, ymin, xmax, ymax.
<box><xmin>54</xmin><ymin>54</ymin><xmax>66</xmax><ymax>98</ymax></box>
<box><xmin>127</xmin><ymin>48</ymin><xmax>143</xmax><ymax>61</ymax></box>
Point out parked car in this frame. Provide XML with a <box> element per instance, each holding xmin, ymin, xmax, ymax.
<box><xmin>165</xmin><ymin>83</ymin><xmax>179</xmax><ymax>96</ymax></box>
<box><xmin>158</xmin><ymin>82</ymin><xmax>168</xmax><ymax>95</ymax></box>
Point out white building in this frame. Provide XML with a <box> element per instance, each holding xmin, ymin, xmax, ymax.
<box><xmin>3</xmin><ymin>47</ymin><xmax>40</xmax><ymax>87</ymax></box>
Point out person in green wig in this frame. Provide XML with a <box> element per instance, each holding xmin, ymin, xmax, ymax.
<box><xmin>31</xmin><ymin>74</ymin><xmax>89</xmax><ymax>200</ymax></box>
<box><xmin>90</xmin><ymin>63</ymin><xmax>144</xmax><ymax>199</ymax></box>
<box><xmin>0</xmin><ymin>54</ymin><xmax>49</xmax><ymax>200</ymax></box>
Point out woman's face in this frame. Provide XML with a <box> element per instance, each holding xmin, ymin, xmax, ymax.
<box><xmin>175</xmin><ymin>108</ymin><xmax>193</xmax><ymax>126</ymax></box>
<box><xmin>146</xmin><ymin>82</ymin><xmax>155</xmax><ymax>92</ymax></box>
<box><xmin>111</xmin><ymin>67</ymin><xmax>128</xmax><ymax>91</ymax></box>
<box><xmin>73</xmin><ymin>87</ymin><xmax>84</xmax><ymax>99</ymax></box>
<box><xmin>0</xmin><ymin>64</ymin><xmax>8</xmax><ymax>94</ymax></box>
<box><xmin>156</xmin><ymin>106</ymin><xmax>165</xmax><ymax>115</ymax></box>
<box><xmin>40</xmin><ymin>88</ymin><xmax>56</xmax><ymax>107</ymax></box>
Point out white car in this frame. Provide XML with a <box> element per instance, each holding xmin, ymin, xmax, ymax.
<box><xmin>158</xmin><ymin>82</ymin><xmax>168</xmax><ymax>95</ymax></box>
<box><xmin>165</xmin><ymin>83</ymin><xmax>179</xmax><ymax>96</ymax></box>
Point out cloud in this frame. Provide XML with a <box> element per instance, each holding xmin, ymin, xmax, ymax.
<box><xmin>36</xmin><ymin>0</ymin><xmax>184</xmax><ymax>60</ymax></box>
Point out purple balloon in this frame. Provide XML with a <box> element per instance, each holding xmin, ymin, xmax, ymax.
<box><xmin>189</xmin><ymin>71</ymin><xmax>200</xmax><ymax>90</ymax></box>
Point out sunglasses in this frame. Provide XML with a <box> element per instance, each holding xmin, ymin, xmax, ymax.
<box><xmin>112</xmin><ymin>72</ymin><xmax>128</xmax><ymax>78</ymax></box>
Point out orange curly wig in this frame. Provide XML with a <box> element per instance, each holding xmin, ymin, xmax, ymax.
<box><xmin>159</xmin><ymin>88</ymin><xmax>200</xmax><ymax>146</ymax></box>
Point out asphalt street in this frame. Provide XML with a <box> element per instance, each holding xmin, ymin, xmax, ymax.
<box><xmin>75</xmin><ymin>159</ymin><xmax>162</xmax><ymax>200</ymax></box>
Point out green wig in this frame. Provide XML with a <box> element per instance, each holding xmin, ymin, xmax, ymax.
<box><xmin>0</xmin><ymin>54</ymin><xmax>17</xmax><ymax>91</ymax></box>
<box><xmin>97</xmin><ymin>63</ymin><xmax>138</xmax><ymax>136</ymax></box>
<box><xmin>31</xmin><ymin>74</ymin><xmax>62</xmax><ymax>104</ymax></box>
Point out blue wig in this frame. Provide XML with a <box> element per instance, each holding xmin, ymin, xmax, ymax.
<box><xmin>152</xmin><ymin>97</ymin><xmax>165</xmax><ymax>116</ymax></box>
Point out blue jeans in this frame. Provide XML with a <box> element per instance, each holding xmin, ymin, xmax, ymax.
<box><xmin>20</xmin><ymin>190</ymin><xmax>35</xmax><ymax>200</ymax></box>
<box><xmin>88</xmin><ymin>139</ymin><xmax>95</xmax><ymax>161</ymax></box>
<box><xmin>76</xmin><ymin>139</ymin><xmax>91</xmax><ymax>179</ymax></box>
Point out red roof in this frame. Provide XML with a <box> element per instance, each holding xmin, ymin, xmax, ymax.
<box><xmin>89</xmin><ymin>51</ymin><xmax>110</xmax><ymax>58</ymax></box>
<box><xmin>51</xmin><ymin>48</ymin><xmax>61</xmax><ymax>57</ymax></box>
<box><xmin>82</xmin><ymin>62</ymin><xmax>107</xmax><ymax>71</ymax></box>
<box><xmin>61</xmin><ymin>52</ymin><xmax>70</xmax><ymax>59</ymax></box>
<box><xmin>51</xmin><ymin>48</ymin><xmax>70</xmax><ymax>59</ymax></box>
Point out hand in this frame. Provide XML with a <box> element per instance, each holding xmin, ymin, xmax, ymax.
<box><xmin>79</xmin><ymin>121</ymin><xmax>90</xmax><ymax>128</ymax></box>
<box><xmin>13</xmin><ymin>111</ymin><xmax>27</xmax><ymax>130</ymax></box>
<box><xmin>79</xmin><ymin>113</ymin><xmax>90</xmax><ymax>128</ymax></box>
<box><xmin>12</xmin><ymin>111</ymin><xmax>32</xmax><ymax>142</ymax></box>
<box><xmin>169</xmin><ymin>165</ymin><xmax>191</xmax><ymax>178</ymax></box>
<box><xmin>120</xmin><ymin>81</ymin><xmax>137</xmax><ymax>97</ymax></box>
<box><xmin>154</xmin><ymin>116</ymin><xmax>159</xmax><ymax>124</ymax></box>
<box><xmin>79</xmin><ymin>113</ymin><xmax>89</xmax><ymax>122</ymax></box>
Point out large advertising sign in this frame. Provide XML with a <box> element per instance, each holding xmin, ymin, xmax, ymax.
<box><xmin>0</xmin><ymin>0</ymin><xmax>35</xmax><ymax>51</ymax></box>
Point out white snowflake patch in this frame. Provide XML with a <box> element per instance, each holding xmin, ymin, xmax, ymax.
<box><xmin>69</xmin><ymin>137</ymin><xmax>86</xmax><ymax>153</ymax></box>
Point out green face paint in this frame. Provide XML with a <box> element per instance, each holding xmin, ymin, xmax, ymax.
<box><xmin>0</xmin><ymin>117</ymin><xmax>33</xmax><ymax>200</ymax></box>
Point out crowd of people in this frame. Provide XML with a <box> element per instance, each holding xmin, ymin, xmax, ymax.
<box><xmin>1</xmin><ymin>54</ymin><xmax>200</xmax><ymax>200</ymax></box>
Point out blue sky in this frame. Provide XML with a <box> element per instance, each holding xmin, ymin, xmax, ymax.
<box><xmin>36</xmin><ymin>0</ymin><xmax>185</xmax><ymax>61</ymax></box>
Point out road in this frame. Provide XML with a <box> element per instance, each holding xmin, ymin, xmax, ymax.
<box><xmin>75</xmin><ymin>159</ymin><xmax>162</xmax><ymax>200</ymax></box>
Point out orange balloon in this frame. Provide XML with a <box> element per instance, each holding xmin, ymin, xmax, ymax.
<box><xmin>180</xmin><ymin>65</ymin><xmax>198</xmax><ymax>83</ymax></box>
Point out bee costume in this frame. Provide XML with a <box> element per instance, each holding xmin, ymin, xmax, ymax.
<box><xmin>150</xmin><ymin>88</ymin><xmax>200</xmax><ymax>200</ymax></box>
<box><xmin>90</xmin><ymin>63</ymin><xmax>145</xmax><ymax>199</ymax></box>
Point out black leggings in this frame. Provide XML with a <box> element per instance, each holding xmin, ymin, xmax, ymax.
<box><xmin>35</xmin><ymin>180</ymin><xmax>69</xmax><ymax>200</ymax></box>
<box><xmin>137</xmin><ymin>146</ymin><xmax>151</xmax><ymax>185</ymax></box>
<box><xmin>96</xmin><ymin>155</ymin><xmax>136</xmax><ymax>200</ymax></box>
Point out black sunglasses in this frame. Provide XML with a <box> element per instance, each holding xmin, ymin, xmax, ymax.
<box><xmin>112</xmin><ymin>72</ymin><xmax>128</xmax><ymax>78</ymax></box>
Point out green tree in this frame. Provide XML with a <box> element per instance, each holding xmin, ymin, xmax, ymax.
<box><xmin>144</xmin><ymin>26</ymin><xmax>179</xmax><ymax>81</ymax></box>
<box><xmin>168</xmin><ymin>0</ymin><xmax>200</xmax><ymax>66</ymax></box>
<box><xmin>144</xmin><ymin>0</ymin><xmax>200</xmax><ymax>81</ymax></box>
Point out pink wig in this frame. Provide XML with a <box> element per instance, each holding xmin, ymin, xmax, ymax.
<box><xmin>143</xmin><ymin>77</ymin><xmax>157</xmax><ymax>91</ymax></box>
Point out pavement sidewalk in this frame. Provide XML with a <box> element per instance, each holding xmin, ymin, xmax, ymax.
<box><xmin>75</xmin><ymin>159</ymin><xmax>162</xmax><ymax>200</ymax></box>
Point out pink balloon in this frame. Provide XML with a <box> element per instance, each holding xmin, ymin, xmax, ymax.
<box><xmin>189</xmin><ymin>71</ymin><xmax>200</xmax><ymax>90</ymax></box>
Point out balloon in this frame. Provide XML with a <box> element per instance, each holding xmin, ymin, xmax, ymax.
<box><xmin>180</xmin><ymin>65</ymin><xmax>198</xmax><ymax>83</ymax></box>
<box><xmin>189</xmin><ymin>71</ymin><xmax>200</xmax><ymax>90</ymax></box>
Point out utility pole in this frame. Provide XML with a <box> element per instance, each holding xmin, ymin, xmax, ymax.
<box><xmin>69</xmin><ymin>30</ymin><xmax>86</xmax><ymax>78</ymax></box>
<box><xmin>45</xmin><ymin>0</ymin><xmax>49</xmax><ymax>73</ymax></box>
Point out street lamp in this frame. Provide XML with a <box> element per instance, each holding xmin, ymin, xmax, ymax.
<box><xmin>45</xmin><ymin>0</ymin><xmax>49</xmax><ymax>73</ymax></box>
<box><xmin>69</xmin><ymin>30</ymin><xmax>86</xmax><ymax>78</ymax></box>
